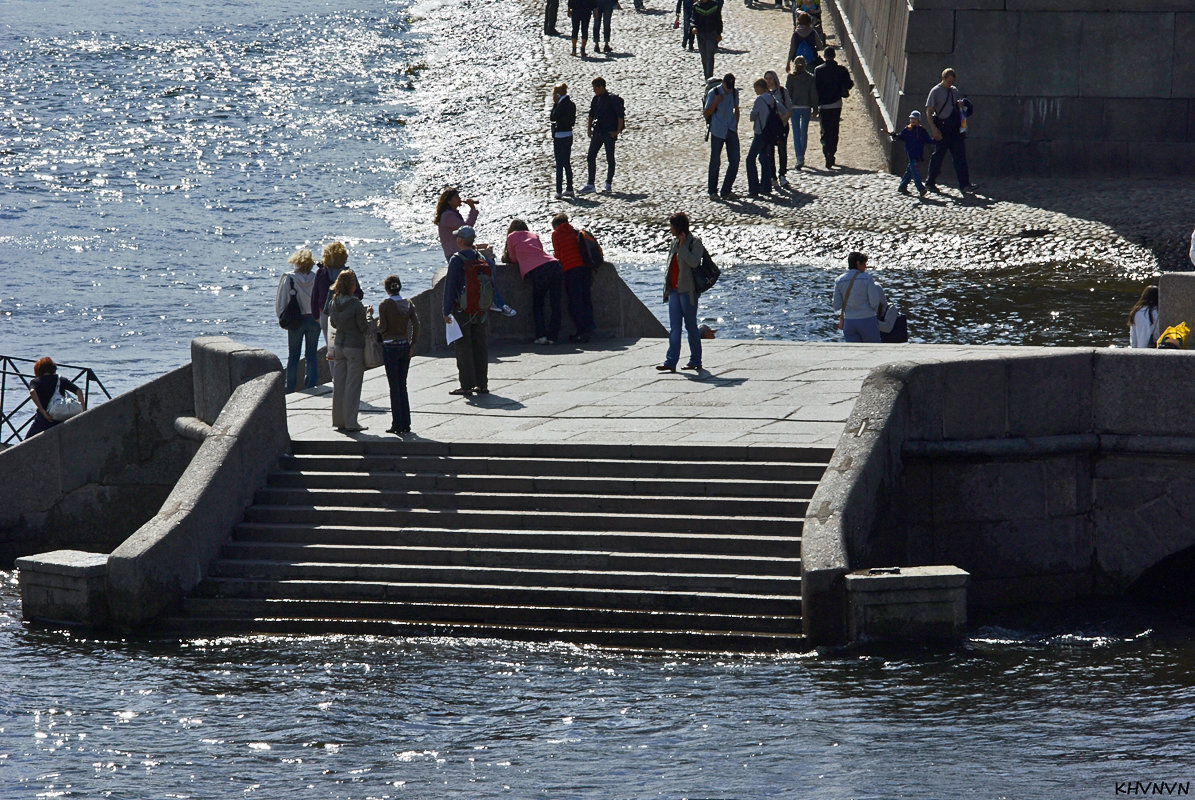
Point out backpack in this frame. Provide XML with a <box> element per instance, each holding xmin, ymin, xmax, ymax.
<box><xmin>454</xmin><ymin>253</ymin><xmax>495</xmax><ymax>323</ymax></box>
<box><xmin>794</xmin><ymin>35</ymin><xmax>817</xmax><ymax>68</ymax></box>
<box><xmin>278</xmin><ymin>276</ymin><xmax>302</xmax><ymax>329</ymax></box>
<box><xmin>577</xmin><ymin>228</ymin><xmax>606</xmax><ymax>269</ymax></box>
<box><xmin>761</xmin><ymin>96</ymin><xmax>783</xmax><ymax>145</ymax></box>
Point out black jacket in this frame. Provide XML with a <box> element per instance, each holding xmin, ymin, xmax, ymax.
<box><xmin>691</xmin><ymin>0</ymin><xmax>723</xmax><ymax>36</ymax></box>
<box><xmin>551</xmin><ymin>95</ymin><xmax>576</xmax><ymax>135</ymax></box>
<box><xmin>813</xmin><ymin>60</ymin><xmax>853</xmax><ymax>106</ymax></box>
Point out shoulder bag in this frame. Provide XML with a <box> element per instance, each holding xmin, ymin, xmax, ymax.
<box><xmin>278</xmin><ymin>276</ymin><xmax>302</xmax><ymax>329</ymax></box>
<box><xmin>47</xmin><ymin>380</ymin><xmax>83</xmax><ymax>421</ymax></box>
<box><xmin>837</xmin><ymin>270</ymin><xmax>860</xmax><ymax>330</ymax></box>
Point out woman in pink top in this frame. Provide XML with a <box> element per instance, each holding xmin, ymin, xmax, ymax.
<box><xmin>503</xmin><ymin>219</ymin><xmax>562</xmax><ymax>344</ymax></box>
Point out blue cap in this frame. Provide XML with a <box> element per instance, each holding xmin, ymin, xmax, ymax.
<box><xmin>452</xmin><ymin>225</ymin><xmax>476</xmax><ymax>242</ymax></box>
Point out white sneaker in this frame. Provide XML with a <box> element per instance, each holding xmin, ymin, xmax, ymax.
<box><xmin>578</xmin><ymin>184</ymin><xmax>595</xmax><ymax>194</ymax></box>
<box><xmin>501</xmin><ymin>304</ymin><xmax>517</xmax><ymax>317</ymax></box>
<box><xmin>603</xmin><ymin>182</ymin><xmax>612</xmax><ymax>192</ymax></box>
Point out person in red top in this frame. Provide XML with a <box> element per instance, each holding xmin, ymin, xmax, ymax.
<box><xmin>551</xmin><ymin>212</ymin><xmax>596</xmax><ymax>343</ymax></box>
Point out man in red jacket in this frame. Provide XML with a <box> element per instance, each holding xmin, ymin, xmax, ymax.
<box><xmin>551</xmin><ymin>213</ymin><xmax>596</xmax><ymax>343</ymax></box>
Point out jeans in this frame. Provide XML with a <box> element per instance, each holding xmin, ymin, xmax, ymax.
<box><xmin>790</xmin><ymin>107</ymin><xmax>811</xmax><ymax>164</ymax></box>
<box><xmin>286</xmin><ymin>314</ymin><xmax>320</xmax><ymax>392</ymax></box>
<box><xmin>665</xmin><ymin>290</ymin><xmax>701</xmax><ymax>368</ymax></box>
<box><xmin>746</xmin><ymin>133</ymin><xmax>774</xmax><ymax>194</ymax></box>
<box><xmin>383</xmin><ymin>341</ymin><xmax>411</xmax><ymax>431</ymax></box>
<box><xmin>772</xmin><ymin>125</ymin><xmax>789</xmax><ymax>177</ymax></box>
<box><xmin>563</xmin><ymin>265</ymin><xmax>595</xmax><ymax>336</ymax></box>
<box><xmin>679</xmin><ymin>0</ymin><xmax>694</xmax><ymax>47</ymax></box>
<box><xmin>571</xmin><ymin>5</ymin><xmax>594</xmax><ymax>40</ymax></box>
<box><xmin>594</xmin><ymin>2</ymin><xmax>614</xmax><ymax>43</ymax></box>
<box><xmin>587</xmin><ymin>131</ymin><xmax>616</xmax><ymax>185</ymax></box>
<box><xmin>453</xmin><ymin>313</ymin><xmax>489</xmax><ymax>391</ymax></box>
<box><xmin>331</xmin><ymin>344</ymin><xmax>364</xmax><ymax>428</ymax></box>
<box><xmin>696</xmin><ymin>32</ymin><xmax>717</xmax><ymax>80</ymax></box>
<box><xmin>898</xmin><ymin>159</ymin><xmax>925</xmax><ymax>192</ymax></box>
<box><xmin>708</xmin><ymin>130</ymin><xmax>740</xmax><ymax>195</ymax></box>
<box><xmin>528</xmin><ymin>260</ymin><xmax>563</xmax><ymax>340</ymax></box>
<box><xmin>843</xmin><ymin>316</ymin><xmax>881</xmax><ymax>343</ymax></box>
<box><xmin>545</xmin><ymin>0</ymin><xmax>558</xmax><ymax>32</ymax></box>
<box><xmin>927</xmin><ymin>121</ymin><xmax>971</xmax><ymax>189</ymax></box>
<box><xmin>819</xmin><ymin>106</ymin><xmax>841</xmax><ymax>161</ymax></box>
<box><xmin>554</xmin><ymin>135</ymin><xmax>574</xmax><ymax>193</ymax></box>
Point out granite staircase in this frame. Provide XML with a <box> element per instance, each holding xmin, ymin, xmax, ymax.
<box><xmin>163</xmin><ymin>440</ymin><xmax>831</xmax><ymax>652</ymax></box>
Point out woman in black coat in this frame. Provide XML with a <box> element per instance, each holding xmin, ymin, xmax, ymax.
<box><xmin>551</xmin><ymin>82</ymin><xmax>576</xmax><ymax>199</ymax></box>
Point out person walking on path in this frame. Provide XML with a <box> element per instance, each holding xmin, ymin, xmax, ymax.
<box><xmin>276</xmin><ymin>248</ymin><xmax>320</xmax><ymax>393</ymax></box>
<box><xmin>580</xmin><ymin>77</ymin><xmax>625</xmax><ymax>194</ymax></box>
<box><xmin>25</xmin><ymin>357</ymin><xmax>86</xmax><ymax>439</ymax></box>
<box><xmin>692</xmin><ymin>0</ymin><xmax>724</xmax><ymax>81</ymax></box>
<box><xmin>546</xmin><ymin>0</ymin><xmax>560</xmax><ymax>34</ymax></box>
<box><xmin>443</xmin><ymin>225</ymin><xmax>507</xmax><ymax>396</ymax></box>
<box><xmin>924</xmin><ymin>68</ymin><xmax>974</xmax><ymax>193</ymax></box>
<box><xmin>328</xmin><ymin>268</ymin><xmax>371</xmax><ymax>432</ymax></box>
<box><xmin>675</xmin><ymin>0</ymin><xmax>695</xmax><ymax>50</ymax></box>
<box><xmin>832</xmin><ymin>251</ymin><xmax>885</xmax><ymax>343</ymax></box>
<box><xmin>504</xmin><ymin>219</ymin><xmax>564</xmax><ymax>345</ymax></box>
<box><xmin>376</xmin><ymin>274</ymin><xmax>420</xmax><ymax>434</ymax></box>
<box><xmin>891</xmin><ymin>110</ymin><xmax>933</xmax><ymax>196</ymax></box>
<box><xmin>435</xmin><ymin>188</ymin><xmax>479</xmax><ymax>261</ymax></box>
<box><xmin>568</xmin><ymin>0</ymin><xmax>598</xmax><ymax>57</ymax></box>
<box><xmin>764</xmin><ymin>70</ymin><xmax>792</xmax><ymax>188</ymax></box>
<box><xmin>551</xmin><ymin>212</ymin><xmax>597</xmax><ymax>342</ymax></box>
<box><xmin>594</xmin><ymin>0</ymin><xmax>619</xmax><ymax>53</ymax></box>
<box><xmin>704</xmin><ymin>72</ymin><xmax>740</xmax><ymax>198</ymax></box>
<box><xmin>746</xmin><ymin>77</ymin><xmax>777</xmax><ymax>196</ymax></box>
<box><xmin>814</xmin><ymin>47</ymin><xmax>852</xmax><ymax>169</ymax></box>
<box><xmin>551</xmin><ymin>83</ymin><xmax>576</xmax><ymax>199</ymax></box>
<box><xmin>311</xmin><ymin>241</ymin><xmax>360</xmax><ymax>350</ymax></box>
<box><xmin>657</xmin><ymin>212</ymin><xmax>704</xmax><ymax>372</ymax></box>
<box><xmin>1128</xmin><ymin>285</ymin><xmax>1160</xmax><ymax>349</ymax></box>
<box><xmin>785</xmin><ymin>55</ymin><xmax>817</xmax><ymax>170</ymax></box>
<box><xmin>787</xmin><ymin>12</ymin><xmax>822</xmax><ymax>71</ymax></box>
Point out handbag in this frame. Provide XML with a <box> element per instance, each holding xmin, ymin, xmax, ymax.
<box><xmin>363</xmin><ymin>332</ymin><xmax>384</xmax><ymax>369</ymax></box>
<box><xmin>278</xmin><ymin>276</ymin><xmax>302</xmax><ymax>329</ymax></box>
<box><xmin>692</xmin><ymin>244</ymin><xmax>720</xmax><ymax>296</ymax></box>
<box><xmin>877</xmin><ymin>302</ymin><xmax>909</xmax><ymax>343</ymax></box>
<box><xmin>47</xmin><ymin>381</ymin><xmax>83</xmax><ymax>421</ymax></box>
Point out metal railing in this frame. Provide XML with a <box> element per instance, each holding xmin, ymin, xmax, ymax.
<box><xmin>0</xmin><ymin>356</ymin><xmax>112</xmax><ymax>446</ymax></box>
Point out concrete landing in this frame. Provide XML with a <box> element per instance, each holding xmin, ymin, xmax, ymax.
<box><xmin>285</xmin><ymin>339</ymin><xmax>991</xmax><ymax>448</ymax></box>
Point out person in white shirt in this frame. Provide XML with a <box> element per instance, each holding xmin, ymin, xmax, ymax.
<box><xmin>1127</xmin><ymin>285</ymin><xmax>1159</xmax><ymax>349</ymax></box>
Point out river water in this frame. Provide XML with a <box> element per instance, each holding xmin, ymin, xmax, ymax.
<box><xmin>2</xmin><ymin>0</ymin><xmax>1191</xmax><ymax>795</ymax></box>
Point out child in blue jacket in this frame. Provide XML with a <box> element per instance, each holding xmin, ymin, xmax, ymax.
<box><xmin>891</xmin><ymin>110</ymin><xmax>933</xmax><ymax>196</ymax></box>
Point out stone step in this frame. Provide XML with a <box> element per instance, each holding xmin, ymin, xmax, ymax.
<box><xmin>232</xmin><ymin>523</ymin><xmax>802</xmax><ymax>557</ymax></box>
<box><xmin>250</xmin><ymin>487</ymin><xmax>805</xmax><ymax>518</ymax></box>
<box><xmin>154</xmin><ymin>613</ymin><xmax>809</xmax><ymax>653</ymax></box>
<box><xmin>280</xmin><ymin>453</ymin><xmax>828</xmax><ymax>482</ymax></box>
<box><xmin>242</xmin><ymin>505</ymin><xmax>798</xmax><ymax>536</ymax></box>
<box><xmin>218</xmin><ymin>541</ymin><xmax>800</xmax><ymax>575</ymax></box>
<box><xmin>288</xmin><ymin>438</ymin><xmax>835</xmax><ymax>464</ymax></box>
<box><xmin>267</xmin><ymin>469</ymin><xmax>821</xmax><ymax>499</ymax></box>
<box><xmin>178</xmin><ymin>597</ymin><xmax>802</xmax><ymax>635</ymax></box>
<box><xmin>205</xmin><ymin>559</ymin><xmax>799</xmax><ymax>594</ymax></box>
<box><xmin>196</xmin><ymin>577</ymin><xmax>800</xmax><ymax>616</ymax></box>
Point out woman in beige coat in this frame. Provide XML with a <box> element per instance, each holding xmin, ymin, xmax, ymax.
<box><xmin>657</xmin><ymin>212</ymin><xmax>705</xmax><ymax>372</ymax></box>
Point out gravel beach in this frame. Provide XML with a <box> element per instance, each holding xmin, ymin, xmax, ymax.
<box><xmin>389</xmin><ymin>0</ymin><xmax>1192</xmax><ymax>276</ymax></box>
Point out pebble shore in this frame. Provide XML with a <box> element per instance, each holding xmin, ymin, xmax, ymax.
<box><xmin>389</xmin><ymin>0</ymin><xmax>1192</xmax><ymax>275</ymax></box>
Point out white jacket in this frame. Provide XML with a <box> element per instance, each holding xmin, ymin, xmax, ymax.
<box><xmin>275</xmin><ymin>271</ymin><xmax>317</xmax><ymax>318</ymax></box>
<box><xmin>1130</xmin><ymin>306</ymin><xmax>1159</xmax><ymax>349</ymax></box>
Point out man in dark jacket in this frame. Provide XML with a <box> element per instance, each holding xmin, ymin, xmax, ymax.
<box><xmin>691</xmin><ymin>0</ymin><xmax>723</xmax><ymax>81</ymax></box>
<box><xmin>580</xmin><ymin>76</ymin><xmax>625</xmax><ymax>194</ymax></box>
<box><xmin>813</xmin><ymin>47</ymin><xmax>852</xmax><ymax>169</ymax></box>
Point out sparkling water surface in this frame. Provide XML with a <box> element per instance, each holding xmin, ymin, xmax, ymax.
<box><xmin>2</xmin><ymin>1</ymin><xmax>1190</xmax><ymax>796</ymax></box>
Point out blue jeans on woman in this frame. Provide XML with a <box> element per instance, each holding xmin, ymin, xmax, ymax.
<box><xmin>843</xmin><ymin>315</ymin><xmax>881</xmax><ymax>343</ymax></box>
<box><xmin>665</xmin><ymin>290</ymin><xmax>701</xmax><ymax>368</ymax></box>
<box><xmin>286</xmin><ymin>314</ymin><xmax>320</xmax><ymax>392</ymax></box>
<box><xmin>790</xmin><ymin>107</ymin><xmax>811</xmax><ymax>165</ymax></box>
<box><xmin>528</xmin><ymin>260</ymin><xmax>563</xmax><ymax>341</ymax></box>
<box><xmin>382</xmin><ymin>340</ymin><xmax>412</xmax><ymax>432</ymax></box>
<box><xmin>746</xmin><ymin>133</ymin><xmax>774</xmax><ymax>194</ymax></box>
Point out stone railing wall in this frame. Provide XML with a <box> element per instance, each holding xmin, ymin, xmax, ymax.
<box><xmin>804</xmin><ymin>348</ymin><xmax>1195</xmax><ymax>645</ymax></box>
<box><xmin>827</xmin><ymin>0</ymin><xmax>1195</xmax><ymax>177</ymax></box>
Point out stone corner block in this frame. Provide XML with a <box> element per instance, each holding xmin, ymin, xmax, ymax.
<box><xmin>845</xmin><ymin>565</ymin><xmax>968</xmax><ymax>642</ymax></box>
<box><xmin>15</xmin><ymin>550</ymin><xmax>110</xmax><ymax>627</ymax></box>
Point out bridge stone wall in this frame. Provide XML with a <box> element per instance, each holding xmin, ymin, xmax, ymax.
<box><xmin>828</xmin><ymin>0</ymin><xmax>1195</xmax><ymax>177</ymax></box>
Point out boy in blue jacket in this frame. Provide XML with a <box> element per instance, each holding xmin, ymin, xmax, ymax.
<box><xmin>891</xmin><ymin>110</ymin><xmax>933</xmax><ymax>196</ymax></box>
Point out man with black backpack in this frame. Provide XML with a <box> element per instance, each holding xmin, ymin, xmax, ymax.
<box><xmin>442</xmin><ymin>225</ymin><xmax>510</xmax><ymax>397</ymax></box>
<box><xmin>814</xmin><ymin>46</ymin><xmax>852</xmax><ymax>169</ymax></box>
<box><xmin>580</xmin><ymin>77</ymin><xmax>625</xmax><ymax>194</ymax></box>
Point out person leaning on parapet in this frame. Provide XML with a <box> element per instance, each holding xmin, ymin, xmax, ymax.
<box><xmin>924</xmin><ymin>67</ymin><xmax>975</xmax><ymax>194</ymax></box>
<box><xmin>328</xmin><ymin>268</ymin><xmax>371</xmax><ymax>433</ymax></box>
<box><xmin>276</xmin><ymin>248</ymin><xmax>320</xmax><ymax>392</ymax></box>
<box><xmin>890</xmin><ymin>110</ymin><xmax>933</xmax><ymax>197</ymax></box>
<box><xmin>580</xmin><ymin>77</ymin><xmax>625</xmax><ymax>194</ymax></box>
<box><xmin>832</xmin><ymin>251</ymin><xmax>885</xmax><ymax>343</ymax></box>
<box><xmin>691</xmin><ymin>0</ymin><xmax>724</xmax><ymax>82</ymax></box>
<box><xmin>312</xmin><ymin>241</ymin><xmax>361</xmax><ymax>351</ymax></box>
<box><xmin>444</xmin><ymin>225</ymin><xmax>508</xmax><ymax>397</ymax></box>
<box><xmin>813</xmin><ymin>47</ymin><xmax>852</xmax><ymax>169</ymax></box>
<box><xmin>551</xmin><ymin>83</ymin><xmax>576</xmax><ymax>199</ymax></box>
<box><xmin>504</xmin><ymin>218</ymin><xmax>564</xmax><ymax>345</ymax></box>
<box><xmin>785</xmin><ymin>55</ymin><xmax>818</xmax><ymax>171</ymax></box>
<box><xmin>376</xmin><ymin>274</ymin><xmax>420</xmax><ymax>435</ymax></box>
<box><xmin>704</xmin><ymin>72</ymin><xmax>740</xmax><ymax>199</ymax></box>
<box><xmin>26</xmin><ymin>357</ymin><xmax>86</xmax><ymax>438</ymax></box>
<box><xmin>657</xmin><ymin>212</ymin><xmax>705</xmax><ymax>373</ymax></box>
<box><xmin>434</xmin><ymin>187</ymin><xmax>479</xmax><ymax>262</ymax></box>
<box><xmin>1127</xmin><ymin>285</ymin><xmax>1160</xmax><ymax>349</ymax></box>
<box><xmin>551</xmin><ymin>212</ymin><xmax>596</xmax><ymax>343</ymax></box>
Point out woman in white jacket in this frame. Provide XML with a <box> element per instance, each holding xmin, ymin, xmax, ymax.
<box><xmin>1128</xmin><ymin>285</ymin><xmax>1159</xmax><ymax>349</ymax></box>
<box><xmin>832</xmin><ymin>251</ymin><xmax>885</xmax><ymax>343</ymax></box>
<box><xmin>276</xmin><ymin>248</ymin><xmax>320</xmax><ymax>392</ymax></box>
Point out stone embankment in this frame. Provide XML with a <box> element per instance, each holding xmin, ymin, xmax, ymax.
<box><xmin>387</xmin><ymin>0</ymin><xmax>1192</xmax><ymax>273</ymax></box>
